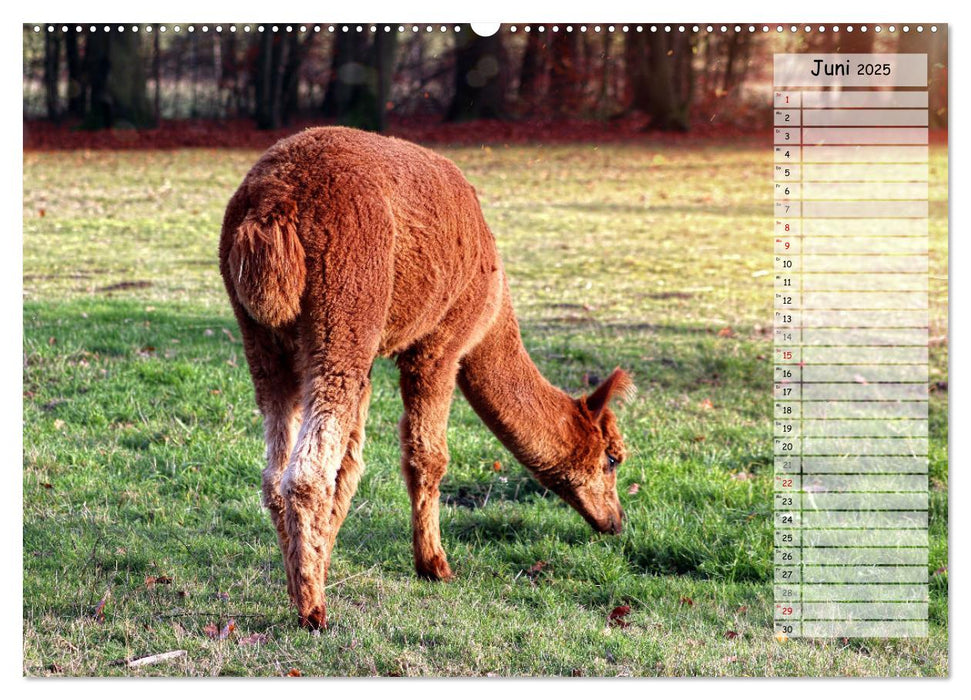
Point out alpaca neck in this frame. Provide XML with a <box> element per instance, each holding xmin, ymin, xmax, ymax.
<box><xmin>457</xmin><ymin>287</ymin><xmax>578</xmax><ymax>471</ymax></box>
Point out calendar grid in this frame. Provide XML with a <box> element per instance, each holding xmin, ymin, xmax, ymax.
<box><xmin>773</xmin><ymin>53</ymin><xmax>929</xmax><ymax>639</ymax></box>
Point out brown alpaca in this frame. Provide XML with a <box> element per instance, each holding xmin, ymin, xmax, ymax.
<box><xmin>219</xmin><ymin>127</ymin><xmax>633</xmax><ymax>629</ymax></box>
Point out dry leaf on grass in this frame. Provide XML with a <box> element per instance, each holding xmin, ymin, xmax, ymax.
<box><xmin>237</xmin><ymin>632</ymin><xmax>268</xmax><ymax>646</ymax></box>
<box><xmin>608</xmin><ymin>605</ymin><xmax>632</xmax><ymax>628</ymax></box>
<box><xmin>92</xmin><ymin>590</ymin><xmax>110</xmax><ymax>623</ymax></box>
<box><xmin>204</xmin><ymin>619</ymin><xmax>236</xmax><ymax>640</ymax></box>
<box><xmin>144</xmin><ymin>575</ymin><xmax>173</xmax><ymax>589</ymax></box>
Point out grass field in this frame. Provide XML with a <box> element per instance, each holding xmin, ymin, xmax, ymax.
<box><xmin>22</xmin><ymin>138</ymin><xmax>948</xmax><ymax>676</ymax></box>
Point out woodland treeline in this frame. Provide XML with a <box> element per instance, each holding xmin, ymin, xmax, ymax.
<box><xmin>23</xmin><ymin>24</ymin><xmax>948</xmax><ymax>132</ymax></box>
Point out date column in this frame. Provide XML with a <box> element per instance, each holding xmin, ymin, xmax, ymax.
<box><xmin>773</xmin><ymin>90</ymin><xmax>802</xmax><ymax>639</ymax></box>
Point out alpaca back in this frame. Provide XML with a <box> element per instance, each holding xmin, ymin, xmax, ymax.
<box><xmin>220</xmin><ymin>127</ymin><xmax>501</xmax><ymax>355</ymax></box>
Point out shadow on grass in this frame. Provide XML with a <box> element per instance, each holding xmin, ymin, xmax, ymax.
<box><xmin>24</xmin><ymin>299</ymin><xmax>774</xmax><ymax>596</ymax></box>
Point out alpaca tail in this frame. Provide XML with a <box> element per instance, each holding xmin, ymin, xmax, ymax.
<box><xmin>226</xmin><ymin>200</ymin><xmax>307</xmax><ymax>328</ymax></box>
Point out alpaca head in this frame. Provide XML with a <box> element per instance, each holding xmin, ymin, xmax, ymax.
<box><xmin>531</xmin><ymin>368</ymin><xmax>635</xmax><ymax>535</ymax></box>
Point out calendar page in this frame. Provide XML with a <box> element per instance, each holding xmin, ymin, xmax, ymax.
<box><xmin>21</xmin><ymin>20</ymin><xmax>949</xmax><ymax>678</ymax></box>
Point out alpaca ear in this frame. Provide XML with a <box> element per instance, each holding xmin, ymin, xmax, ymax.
<box><xmin>584</xmin><ymin>367</ymin><xmax>636</xmax><ymax>420</ymax></box>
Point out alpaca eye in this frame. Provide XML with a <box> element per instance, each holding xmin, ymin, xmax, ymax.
<box><xmin>605</xmin><ymin>453</ymin><xmax>618</xmax><ymax>472</ymax></box>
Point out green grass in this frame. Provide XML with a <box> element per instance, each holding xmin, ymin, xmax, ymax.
<box><xmin>22</xmin><ymin>140</ymin><xmax>948</xmax><ymax>676</ymax></box>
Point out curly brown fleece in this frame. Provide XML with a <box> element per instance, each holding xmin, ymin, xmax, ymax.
<box><xmin>219</xmin><ymin>127</ymin><xmax>633</xmax><ymax>629</ymax></box>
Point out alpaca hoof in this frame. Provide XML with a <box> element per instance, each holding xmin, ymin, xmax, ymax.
<box><xmin>298</xmin><ymin>607</ymin><xmax>327</xmax><ymax>631</ymax></box>
<box><xmin>415</xmin><ymin>555</ymin><xmax>454</xmax><ymax>581</ymax></box>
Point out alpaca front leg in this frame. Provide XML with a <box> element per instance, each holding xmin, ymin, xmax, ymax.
<box><xmin>399</xmin><ymin>360</ymin><xmax>457</xmax><ymax>581</ymax></box>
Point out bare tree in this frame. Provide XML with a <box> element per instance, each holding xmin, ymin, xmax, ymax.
<box><xmin>83</xmin><ymin>26</ymin><xmax>153</xmax><ymax>129</ymax></box>
<box><xmin>518</xmin><ymin>26</ymin><xmax>549</xmax><ymax>110</ymax></box>
<box><xmin>321</xmin><ymin>29</ymin><xmax>397</xmax><ymax>131</ymax></box>
<box><xmin>448</xmin><ymin>25</ymin><xmax>508</xmax><ymax>121</ymax></box>
<box><xmin>626</xmin><ymin>30</ymin><xmax>694</xmax><ymax>131</ymax></box>
<box><xmin>549</xmin><ymin>30</ymin><xmax>583</xmax><ymax>115</ymax></box>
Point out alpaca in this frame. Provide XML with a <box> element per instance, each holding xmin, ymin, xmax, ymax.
<box><xmin>219</xmin><ymin>127</ymin><xmax>634</xmax><ymax>629</ymax></box>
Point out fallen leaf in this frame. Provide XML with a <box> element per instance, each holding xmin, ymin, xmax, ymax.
<box><xmin>38</xmin><ymin>208</ymin><xmax>46</xmax><ymax>217</ymax></box>
<box><xmin>627</xmin><ymin>483</ymin><xmax>640</xmax><ymax>495</ymax></box>
<box><xmin>736</xmin><ymin>605</ymin><xmax>748</xmax><ymax>614</ymax></box>
<box><xmin>679</xmin><ymin>596</ymin><xmax>694</xmax><ymax>607</ymax></box>
<box><xmin>53</xmin><ymin>419</ymin><xmax>65</xmax><ymax>431</ymax></box>
<box><xmin>528</xmin><ymin>560</ymin><xmax>546</xmax><ymax>575</ymax></box>
<box><xmin>145</xmin><ymin>575</ymin><xmax>173</xmax><ymax>589</ymax></box>
<box><xmin>693</xmin><ymin>435</ymin><xmax>705</xmax><ymax>442</ymax></box>
<box><xmin>93</xmin><ymin>590</ymin><xmax>110</xmax><ymax>622</ymax></box>
<box><xmin>699</xmin><ymin>398</ymin><xmax>714</xmax><ymax>410</ymax></box>
<box><xmin>41</xmin><ymin>482</ymin><xmax>53</xmax><ymax>490</ymax></box>
<box><xmin>608</xmin><ymin>605</ymin><xmax>631</xmax><ymax>628</ymax></box>
<box><xmin>204</xmin><ymin>619</ymin><xmax>236</xmax><ymax>640</ymax></box>
<box><xmin>237</xmin><ymin>632</ymin><xmax>268</xmax><ymax>646</ymax></box>
<box><xmin>287</xmin><ymin>668</ymin><xmax>302</xmax><ymax>677</ymax></box>
<box><xmin>717</xmin><ymin>327</ymin><xmax>734</xmax><ymax>338</ymax></box>
<box><xmin>492</xmin><ymin>460</ymin><xmax>502</xmax><ymax>472</ymax></box>
<box><xmin>724</xmin><ymin>630</ymin><xmax>739</xmax><ymax>640</ymax></box>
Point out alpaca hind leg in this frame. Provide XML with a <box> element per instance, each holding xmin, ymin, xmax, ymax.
<box><xmin>280</xmin><ymin>194</ymin><xmax>392</xmax><ymax>628</ymax></box>
<box><xmin>232</xmin><ymin>311</ymin><xmax>302</xmax><ymax>600</ymax></box>
<box><xmin>325</xmin><ymin>378</ymin><xmax>372</xmax><ymax>554</ymax></box>
<box><xmin>282</xmin><ymin>322</ymin><xmax>382</xmax><ymax>628</ymax></box>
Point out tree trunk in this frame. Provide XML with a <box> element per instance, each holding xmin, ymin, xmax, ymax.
<box><xmin>281</xmin><ymin>32</ymin><xmax>310</xmax><ymax>124</ymax></box>
<box><xmin>321</xmin><ymin>30</ymin><xmax>397</xmax><ymax>131</ymax></box>
<box><xmin>627</xmin><ymin>31</ymin><xmax>692</xmax><ymax>131</ymax></box>
<box><xmin>254</xmin><ymin>31</ymin><xmax>281</xmax><ymax>129</ymax></box>
<box><xmin>152</xmin><ymin>25</ymin><xmax>161</xmax><ymax>123</ymax></box>
<box><xmin>82</xmin><ymin>27</ymin><xmax>153</xmax><ymax>129</ymax></box>
<box><xmin>64</xmin><ymin>30</ymin><xmax>86</xmax><ymax>119</ymax></box>
<box><xmin>43</xmin><ymin>29</ymin><xmax>62</xmax><ymax>122</ymax></box>
<box><xmin>518</xmin><ymin>26</ymin><xmax>548</xmax><ymax>108</ymax></box>
<box><xmin>372</xmin><ymin>30</ymin><xmax>396</xmax><ymax>132</ymax></box>
<box><xmin>448</xmin><ymin>25</ymin><xmax>507</xmax><ymax>121</ymax></box>
<box><xmin>549</xmin><ymin>30</ymin><xmax>582</xmax><ymax>115</ymax></box>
